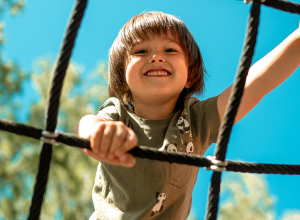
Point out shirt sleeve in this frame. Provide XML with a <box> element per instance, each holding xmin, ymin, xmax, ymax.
<box><xmin>205</xmin><ymin>96</ymin><xmax>220</xmax><ymax>144</ymax></box>
<box><xmin>190</xmin><ymin>96</ymin><xmax>220</xmax><ymax>150</ymax></box>
<box><xmin>96</xmin><ymin>98</ymin><xmax>120</xmax><ymax>121</ymax></box>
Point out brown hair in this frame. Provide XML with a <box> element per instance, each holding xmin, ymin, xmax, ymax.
<box><xmin>108</xmin><ymin>11</ymin><xmax>206</xmax><ymax>109</ymax></box>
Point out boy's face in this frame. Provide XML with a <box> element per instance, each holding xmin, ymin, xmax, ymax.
<box><xmin>125</xmin><ymin>32</ymin><xmax>190</xmax><ymax>106</ymax></box>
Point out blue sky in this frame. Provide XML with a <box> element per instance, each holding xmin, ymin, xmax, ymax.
<box><xmin>2</xmin><ymin>0</ymin><xmax>300</xmax><ymax>219</ymax></box>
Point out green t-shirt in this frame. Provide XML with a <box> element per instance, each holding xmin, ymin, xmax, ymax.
<box><xmin>91</xmin><ymin>96</ymin><xmax>219</xmax><ymax>220</ymax></box>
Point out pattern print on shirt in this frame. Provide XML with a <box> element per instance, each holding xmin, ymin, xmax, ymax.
<box><xmin>176</xmin><ymin>115</ymin><xmax>190</xmax><ymax>134</ymax></box>
<box><xmin>150</xmin><ymin>192</ymin><xmax>166</xmax><ymax>217</ymax></box>
<box><xmin>167</xmin><ymin>108</ymin><xmax>195</xmax><ymax>188</ymax></box>
<box><xmin>160</xmin><ymin>109</ymin><xmax>195</xmax><ymax>157</ymax></box>
<box><xmin>176</xmin><ymin>115</ymin><xmax>194</xmax><ymax>154</ymax></box>
<box><xmin>185</xmin><ymin>141</ymin><xmax>194</xmax><ymax>154</ymax></box>
<box><xmin>167</xmin><ymin>143</ymin><xmax>178</xmax><ymax>152</ymax></box>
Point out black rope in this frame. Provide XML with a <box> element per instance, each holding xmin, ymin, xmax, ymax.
<box><xmin>0</xmin><ymin>118</ymin><xmax>42</xmax><ymax>140</ymax></box>
<box><xmin>227</xmin><ymin>161</ymin><xmax>300</xmax><ymax>174</ymax></box>
<box><xmin>0</xmin><ymin>118</ymin><xmax>91</xmax><ymax>150</ymax></box>
<box><xmin>206</xmin><ymin>172</ymin><xmax>222</xmax><ymax>220</ymax></box>
<box><xmin>28</xmin><ymin>1</ymin><xmax>88</xmax><ymax>219</ymax></box>
<box><xmin>0</xmin><ymin>0</ymin><xmax>299</xmax><ymax>219</ymax></box>
<box><xmin>2</xmin><ymin>118</ymin><xmax>300</xmax><ymax>175</ymax></box>
<box><xmin>216</xmin><ymin>1</ymin><xmax>261</xmax><ymax>163</ymax></box>
<box><xmin>263</xmin><ymin>0</ymin><xmax>300</xmax><ymax>14</ymax></box>
<box><xmin>205</xmin><ymin>2</ymin><xmax>261</xmax><ymax>220</ymax></box>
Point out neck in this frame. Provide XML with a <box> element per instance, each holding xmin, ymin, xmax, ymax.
<box><xmin>133</xmin><ymin>98</ymin><xmax>178</xmax><ymax>120</ymax></box>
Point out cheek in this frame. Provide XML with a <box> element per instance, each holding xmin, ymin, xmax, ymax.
<box><xmin>126</xmin><ymin>57</ymin><xmax>139</xmax><ymax>72</ymax></box>
<box><xmin>177</xmin><ymin>58</ymin><xmax>189</xmax><ymax>79</ymax></box>
<box><xmin>125</xmin><ymin>59</ymin><xmax>140</xmax><ymax>86</ymax></box>
<box><xmin>125</xmin><ymin>71</ymin><xmax>135</xmax><ymax>86</ymax></box>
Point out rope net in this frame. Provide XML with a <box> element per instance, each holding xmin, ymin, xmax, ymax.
<box><xmin>0</xmin><ymin>0</ymin><xmax>299</xmax><ymax>219</ymax></box>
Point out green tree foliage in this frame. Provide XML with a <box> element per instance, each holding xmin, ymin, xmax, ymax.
<box><xmin>1</xmin><ymin>2</ymin><xmax>300</xmax><ymax>220</ymax></box>
<box><xmin>0</xmin><ymin>0</ymin><xmax>24</xmax><ymax>16</ymax></box>
<box><xmin>280</xmin><ymin>211</ymin><xmax>300</xmax><ymax>220</ymax></box>
<box><xmin>186</xmin><ymin>173</ymin><xmax>300</xmax><ymax>220</ymax></box>
<box><xmin>0</xmin><ymin>59</ymin><xmax>109</xmax><ymax>219</ymax></box>
<box><xmin>219</xmin><ymin>173</ymin><xmax>300</xmax><ymax>220</ymax></box>
<box><xmin>219</xmin><ymin>173</ymin><xmax>275</xmax><ymax>220</ymax></box>
<box><xmin>0</xmin><ymin>0</ymin><xmax>25</xmax><ymax>121</ymax></box>
<box><xmin>0</xmin><ymin>2</ymin><xmax>109</xmax><ymax>219</ymax></box>
<box><xmin>187</xmin><ymin>174</ymin><xmax>274</xmax><ymax>220</ymax></box>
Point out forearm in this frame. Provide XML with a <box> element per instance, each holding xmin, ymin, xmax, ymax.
<box><xmin>75</xmin><ymin>114</ymin><xmax>105</xmax><ymax>138</ymax></box>
<box><xmin>218</xmin><ymin>28</ymin><xmax>300</xmax><ymax>124</ymax></box>
<box><xmin>245</xmin><ymin>28</ymin><xmax>300</xmax><ymax>100</ymax></box>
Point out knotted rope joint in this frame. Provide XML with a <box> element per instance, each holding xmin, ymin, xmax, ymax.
<box><xmin>244</xmin><ymin>0</ymin><xmax>266</xmax><ymax>4</ymax></box>
<box><xmin>40</xmin><ymin>131</ymin><xmax>62</xmax><ymax>145</ymax></box>
<box><xmin>205</xmin><ymin>156</ymin><xmax>228</xmax><ymax>172</ymax></box>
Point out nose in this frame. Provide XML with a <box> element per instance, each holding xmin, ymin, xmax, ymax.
<box><xmin>149</xmin><ymin>53</ymin><xmax>165</xmax><ymax>63</ymax></box>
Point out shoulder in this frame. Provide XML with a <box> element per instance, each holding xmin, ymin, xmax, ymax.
<box><xmin>184</xmin><ymin>96</ymin><xmax>219</xmax><ymax>123</ymax></box>
<box><xmin>97</xmin><ymin>97</ymin><xmax>130</xmax><ymax>122</ymax></box>
<box><xmin>186</xmin><ymin>96</ymin><xmax>219</xmax><ymax>113</ymax></box>
<box><xmin>185</xmin><ymin>96</ymin><xmax>220</xmax><ymax>145</ymax></box>
<box><xmin>97</xmin><ymin>97</ymin><xmax>122</xmax><ymax>121</ymax></box>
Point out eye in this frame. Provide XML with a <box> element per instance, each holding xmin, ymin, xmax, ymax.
<box><xmin>165</xmin><ymin>48</ymin><xmax>177</xmax><ymax>53</ymax></box>
<box><xmin>134</xmin><ymin>50</ymin><xmax>147</xmax><ymax>54</ymax></box>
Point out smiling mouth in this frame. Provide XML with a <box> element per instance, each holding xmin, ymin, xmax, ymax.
<box><xmin>144</xmin><ymin>70</ymin><xmax>170</xmax><ymax>76</ymax></box>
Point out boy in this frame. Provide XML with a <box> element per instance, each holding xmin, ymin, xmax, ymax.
<box><xmin>76</xmin><ymin>12</ymin><xmax>300</xmax><ymax>219</ymax></box>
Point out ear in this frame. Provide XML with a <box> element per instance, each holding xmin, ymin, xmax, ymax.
<box><xmin>185</xmin><ymin>81</ymin><xmax>192</xmax><ymax>89</ymax></box>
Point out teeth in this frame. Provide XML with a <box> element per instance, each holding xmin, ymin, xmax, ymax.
<box><xmin>146</xmin><ymin>70</ymin><xmax>169</xmax><ymax>76</ymax></box>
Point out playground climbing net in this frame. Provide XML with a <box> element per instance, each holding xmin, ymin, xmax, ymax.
<box><xmin>1</xmin><ymin>0</ymin><xmax>300</xmax><ymax>219</ymax></box>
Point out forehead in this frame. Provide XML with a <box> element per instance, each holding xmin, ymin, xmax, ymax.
<box><xmin>131</xmin><ymin>31</ymin><xmax>182</xmax><ymax>48</ymax></box>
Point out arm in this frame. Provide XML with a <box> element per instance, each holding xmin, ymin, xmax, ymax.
<box><xmin>76</xmin><ymin>114</ymin><xmax>137</xmax><ymax>167</ymax></box>
<box><xmin>217</xmin><ymin>26</ymin><xmax>300</xmax><ymax>124</ymax></box>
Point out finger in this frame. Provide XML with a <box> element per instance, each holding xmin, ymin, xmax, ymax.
<box><xmin>90</xmin><ymin>123</ymin><xmax>105</xmax><ymax>153</ymax></box>
<box><xmin>108</xmin><ymin>123</ymin><xmax>127</xmax><ymax>156</ymax></box>
<box><xmin>83</xmin><ymin>148</ymin><xmax>121</xmax><ymax>166</ymax></box>
<box><xmin>119</xmin><ymin>153</ymin><xmax>136</xmax><ymax>167</ymax></box>
<box><xmin>84</xmin><ymin>148</ymin><xmax>135</xmax><ymax>167</ymax></box>
<box><xmin>98</xmin><ymin>123</ymin><xmax>115</xmax><ymax>158</ymax></box>
<box><xmin>115</xmin><ymin>128</ymin><xmax>137</xmax><ymax>157</ymax></box>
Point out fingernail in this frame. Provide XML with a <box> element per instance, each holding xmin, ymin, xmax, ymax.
<box><xmin>120</xmin><ymin>154</ymin><xmax>127</xmax><ymax>162</ymax></box>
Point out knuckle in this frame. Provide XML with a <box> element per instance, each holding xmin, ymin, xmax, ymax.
<box><xmin>95</xmin><ymin>121</ymin><xmax>105</xmax><ymax>130</ymax></box>
<box><xmin>116</xmin><ymin>128</ymin><xmax>126</xmax><ymax>138</ymax></box>
<box><xmin>104</xmin><ymin>126</ymin><xmax>114</xmax><ymax>136</ymax></box>
<box><xmin>116</xmin><ymin>121</ymin><xmax>124</xmax><ymax>126</ymax></box>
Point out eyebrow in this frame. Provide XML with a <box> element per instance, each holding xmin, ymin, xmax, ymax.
<box><xmin>132</xmin><ymin>37</ymin><xmax>181</xmax><ymax>48</ymax></box>
<box><xmin>162</xmin><ymin>37</ymin><xmax>181</xmax><ymax>45</ymax></box>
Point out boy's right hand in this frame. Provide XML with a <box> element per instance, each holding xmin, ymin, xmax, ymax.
<box><xmin>76</xmin><ymin>115</ymin><xmax>137</xmax><ymax>167</ymax></box>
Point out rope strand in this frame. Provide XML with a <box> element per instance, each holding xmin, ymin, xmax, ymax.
<box><xmin>205</xmin><ymin>2</ymin><xmax>261</xmax><ymax>219</ymax></box>
<box><xmin>1</xmin><ymin>118</ymin><xmax>300</xmax><ymax>175</ymax></box>
<box><xmin>28</xmin><ymin>0</ymin><xmax>88</xmax><ymax>219</ymax></box>
<box><xmin>0</xmin><ymin>0</ymin><xmax>299</xmax><ymax>219</ymax></box>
